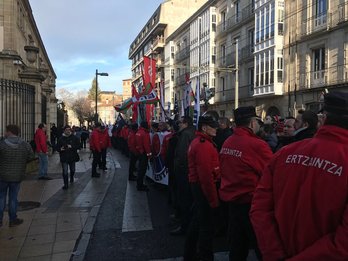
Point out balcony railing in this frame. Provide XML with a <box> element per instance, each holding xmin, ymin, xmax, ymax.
<box><xmin>217</xmin><ymin>3</ymin><xmax>254</xmax><ymax>35</ymax></box>
<box><xmin>175</xmin><ymin>46</ymin><xmax>190</xmax><ymax>63</ymax></box>
<box><xmin>153</xmin><ymin>35</ymin><xmax>165</xmax><ymax>52</ymax></box>
<box><xmin>338</xmin><ymin>2</ymin><xmax>348</xmax><ymax>23</ymax></box>
<box><xmin>240</xmin><ymin>45</ymin><xmax>254</xmax><ymax>61</ymax></box>
<box><xmin>174</xmin><ymin>74</ymin><xmax>187</xmax><ymax>86</ymax></box>
<box><xmin>299</xmin><ymin>65</ymin><xmax>348</xmax><ymax>89</ymax></box>
<box><xmin>300</xmin><ymin>9</ymin><xmax>348</xmax><ymax>37</ymax></box>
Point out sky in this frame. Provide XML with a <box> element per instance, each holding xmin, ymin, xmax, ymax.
<box><xmin>29</xmin><ymin>0</ymin><xmax>164</xmax><ymax>96</ymax></box>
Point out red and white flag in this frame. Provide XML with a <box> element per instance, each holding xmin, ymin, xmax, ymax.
<box><xmin>143</xmin><ymin>56</ymin><xmax>156</xmax><ymax>88</ymax></box>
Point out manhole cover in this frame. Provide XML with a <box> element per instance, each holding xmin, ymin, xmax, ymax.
<box><xmin>18</xmin><ymin>201</ymin><xmax>41</xmax><ymax>211</ymax></box>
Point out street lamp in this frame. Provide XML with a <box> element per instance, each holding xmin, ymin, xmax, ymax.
<box><xmin>95</xmin><ymin>69</ymin><xmax>109</xmax><ymax>124</ymax></box>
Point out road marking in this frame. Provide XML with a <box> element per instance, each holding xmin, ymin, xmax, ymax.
<box><xmin>122</xmin><ymin>181</ymin><xmax>153</xmax><ymax>232</ymax></box>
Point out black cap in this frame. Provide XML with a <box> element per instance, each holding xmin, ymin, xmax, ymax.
<box><xmin>234</xmin><ymin>106</ymin><xmax>257</xmax><ymax>122</ymax></box>
<box><xmin>323</xmin><ymin>91</ymin><xmax>348</xmax><ymax>115</ymax></box>
<box><xmin>95</xmin><ymin>122</ymin><xmax>102</xmax><ymax>128</ymax></box>
<box><xmin>199</xmin><ymin>115</ymin><xmax>219</xmax><ymax>128</ymax></box>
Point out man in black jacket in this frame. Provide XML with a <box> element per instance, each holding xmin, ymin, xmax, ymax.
<box><xmin>57</xmin><ymin>125</ymin><xmax>81</xmax><ymax>190</ymax></box>
<box><xmin>171</xmin><ymin>116</ymin><xmax>196</xmax><ymax>235</ymax></box>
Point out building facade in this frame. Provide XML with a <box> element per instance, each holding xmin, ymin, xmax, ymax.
<box><xmin>98</xmin><ymin>91</ymin><xmax>123</xmax><ymax>125</ymax></box>
<box><xmin>128</xmin><ymin>0</ymin><xmax>208</xmax><ymax>118</ymax></box>
<box><xmin>284</xmin><ymin>0</ymin><xmax>348</xmax><ymax>115</ymax></box>
<box><xmin>0</xmin><ymin>0</ymin><xmax>56</xmax><ymax>141</ymax></box>
<box><xmin>122</xmin><ymin>78</ymin><xmax>132</xmax><ymax>100</ymax></box>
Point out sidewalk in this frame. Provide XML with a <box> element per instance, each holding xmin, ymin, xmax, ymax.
<box><xmin>0</xmin><ymin>148</ymin><xmax>115</xmax><ymax>261</ymax></box>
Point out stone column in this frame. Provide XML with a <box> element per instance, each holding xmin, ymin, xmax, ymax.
<box><xmin>18</xmin><ymin>45</ymin><xmax>45</xmax><ymax>128</ymax></box>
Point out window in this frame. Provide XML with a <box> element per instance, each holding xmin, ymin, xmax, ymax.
<box><xmin>278</xmin><ymin>9</ymin><xmax>284</xmax><ymax>35</ymax></box>
<box><xmin>277</xmin><ymin>57</ymin><xmax>283</xmax><ymax>82</ymax></box>
<box><xmin>171</xmin><ymin>46</ymin><xmax>175</xmax><ymax>59</ymax></box>
<box><xmin>221</xmin><ymin>44</ymin><xmax>226</xmax><ymax>65</ymax></box>
<box><xmin>265</xmin><ymin>6</ymin><xmax>269</xmax><ymax>39</ymax></box>
<box><xmin>221</xmin><ymin>77</ymin><xmax>225</xmax><ymax>96</ymax></box>
<box><xmin>212</xmin><ymin>14</ymin><xmax>217</xmax><ymax>32</ymax></box>
<box><xmin>261</xmin><ymin>9</ymin><xmax>265</xmax><ymax>41</ymax></box>
<box><xmin>221</xmin><ymin>11</ymin><xmax>226</xmax><ymax>31</ymax></box>
<box><xmin>248</xmin><ymin>68</ymin><xmax>254</xmax><ymax>94</ymax></box>
<box><xmin>256</xmin><ymin>13</ymin><xmax>260</xmax><ymax>43</ymax></box>
<box><xmin>270</xmin><ymin>3</ymin><xmax>275</xmax><ymax>37</ymax></box>
<box><xmin>315</xmin><ymin>0</ymin><xmax>327</xmax><ymax>26</ymax></box>
<box><xmin>171</xmin><ymin>69</ymin><xmax>175</xmax><ymax>81</ymax></box>
<box><xmin>248</xmin><ymin>29</ymin><xmax>254</xmax><ymax>52</ymax></box>
<box><xmin>235</xmin><ymin>0</ymin><xmax>240</xmax><ymax>22</ymax></box>
<box><xmin>313</xmin><ymin>47</ymin><xmax>325</xmax><ymax>79</ymax></box>
<box><xmin>270</xmin><ymin>50</ymin><xmax>274</xmax><ymax>84</ymax></box>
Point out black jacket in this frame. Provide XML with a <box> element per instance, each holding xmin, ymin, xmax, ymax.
<box><xmin>57</xmin><ymin>134</ymin><xmax>80</xmax><ymax>163</ymax></box>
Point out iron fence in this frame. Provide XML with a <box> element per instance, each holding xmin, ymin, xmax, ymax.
<box><xmin>0</xmin><ymin>79</ymin><xmax>35</xmax><ymax>142</ymax></box>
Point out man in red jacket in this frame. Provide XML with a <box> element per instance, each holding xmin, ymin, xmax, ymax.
<box><xmin>99</xmin><ymin>125</ymin><xmax>111</xmax><ymax>171</ymax></box>
<box><xmin>219</xmin><ymin>106</ymin><xmax>273</xmax><ymax>261</ymax></box>
<box><xmin>135</xmin><ymin>121</ymin><xmax>152</xmax><ymax>191</ymax></box>
<box><xmin>250</xmin><ymin>91</ymin><xmax>348</xmax><ymax>261</ymax></box>
<box><xmin>35</xmin><ymin>123</ymin><xmax>52</xmax><ymax>180</ymax></box>
<box><xmin>89</xmin><ymin>123</ymin><xmax>102</xmax><ymax>178</ymax></box>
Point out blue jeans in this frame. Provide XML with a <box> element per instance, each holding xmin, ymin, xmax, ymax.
<box><xmin>0</xmin><ymin>181</ymin><xmax>21</xmax><ymax>222</ymax></box>
<box><xmin>38</xmin><ymin>153</ymin><xmax>48</xmax><ymax>177</ymax></box>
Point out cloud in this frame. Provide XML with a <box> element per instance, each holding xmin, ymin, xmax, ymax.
<box><xmin>29</xmin><ymin>0</ymin><xmax>163</xmax><ymax>94</ymax></box>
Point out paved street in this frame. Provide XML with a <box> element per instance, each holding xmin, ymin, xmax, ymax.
<box><xmin>0</xmin><ymin>147</ymin><xmax>258</xmax><ymax>261</ymax></box>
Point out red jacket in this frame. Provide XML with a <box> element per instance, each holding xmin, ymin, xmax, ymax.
<box><xmin>188</xmin><ymin>132</ymin><xmax>220</xmax><ymax>208</ymax></box>
<box><xmin>100</xmin><ymin>129</ymin><xmax>111</xmax><ymax>149</ymax></box>
<box><xmin>250</xmin><ymin>125</ymin><xmax>348</xmax><ymax>261</ymax></box>
<box><xmin>35</xmin><ymin>128</ymin><xmax>48</xmax><ymax>153</ymax></box>
<box><xmin>128</xmin><ymin>130</ymin><xmax>137</xmax><ymax>154</ymax></box>
<box><xmin>90</xmin><ymin>129</ymin><xmax>102</xmax><ymax>152</ymax></box>
<box><xmin>219</xmin><ymin>127</ymin><xmax>273</xmax><ymax>203</ymax></box>
<box><xmin>135</xmin><ymin>127</ymin><xmax>151</xmax><ymax>155</ymax></box>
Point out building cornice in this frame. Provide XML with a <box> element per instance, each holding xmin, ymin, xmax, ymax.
<box><xmin>23</xmin><ymin>0</ymin><xmax>57</xmax><ymax>79</ymax></box>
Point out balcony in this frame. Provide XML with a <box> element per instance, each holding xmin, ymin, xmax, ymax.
<box><xmin>216</xmin><ymin>3</ymin><xmax>254</xmax><ymax>36</ymax></box>
<box><xmin>240</xmin><ymin>45</ymin><xmax>254</xmax><ymax>62</ymax></box>
<box><xmin>175</xmin><ymin>46</ymin><xmax>190</xmax><ymax>63</ymax></box>
<box><xmin>152</xmin><ymin>35</ymin><xmax>165</xmax><ymax>52</ymax></box>
<box><xmin>300</xmin><ymin>10</ymin><xmax>347</xmax><ymax>38</ymax></box>
<box><xmin>174</xmin><ymin>74</ymin><xmax>187</xmax><ymax>87</ymax></box>
<box><xmin>338</xmin><ymin>2</ymin><xmax>348</xmax><ymax>23</ymax></box>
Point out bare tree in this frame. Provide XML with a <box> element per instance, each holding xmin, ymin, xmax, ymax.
<box><xmin>71</xmin><ymin>96</ymin><xmax>94</xmax><ymax>126</ymax></box>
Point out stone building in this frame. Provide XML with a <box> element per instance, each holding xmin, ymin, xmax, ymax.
<box><xmin>122</xmin><ymin>78</ymin><xmax>132</xmax><ymax>100</ymax></box>
<box><xmin>98</xmin><ymin>91</ymin><xmax>123</xmax><ymax>125</ymax></box>
<box><xmin>0</xmin><ymin>0</ymin><xmax>56</xmax><ymax>141</ymax></box>
<box><xmin>284</xmin><ymin>0</ymin><xmax>348</xmax><ymax>114</ymax></box>
<box><xmin>128</xmin><ymin>0</ymin><xmax>208</xmax><ymax>119</ymax></box>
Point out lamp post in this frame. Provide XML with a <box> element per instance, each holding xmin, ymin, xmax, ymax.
<box><xmin>95</xmin><ymin>69</ymin><xmax>109</xmax><ymax>124</ymax></box>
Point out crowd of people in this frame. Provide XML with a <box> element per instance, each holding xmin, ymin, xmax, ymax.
<box><xmin>0</xmin><ymin>91</ymin><xmax>347</xmax><ymax>261</ymax></box>
<box><xmin>111</xmin><ymin>91</ymin><xmax>348</xmax><ymax>261</ymax></box>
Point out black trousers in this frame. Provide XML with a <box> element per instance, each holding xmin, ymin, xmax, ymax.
<box><xmin>128</xmin><ymin>152</ymin><xmax>138</xmax><ymax>177</ymax></box>
<box><xmin>228</xmin><ymin>202</ymin><xmax>262</xmax><ymax>261</ymax></box>
<box><xmin>92</xmin><ymin>150</ymin><xmax>102</xmax><ymax>175</ymax></box>
<box><xmin>184</xmin><ymin>183</ymin><xmax>214</xmax><ymax>261</ymax></box>
<box><xmin>100</xmin><ymin>148</ymin><xmax>107</xmax><ymax>169</ymax></box>
<box><xmin>137</xmin><ymin>153</ymin><xmax>148</xmax><ymax>187</ymax></box>
<box><xmin>81</xmin><ymin>138</ymin><xmax>87</xmax><ymax>149</ymax></box>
